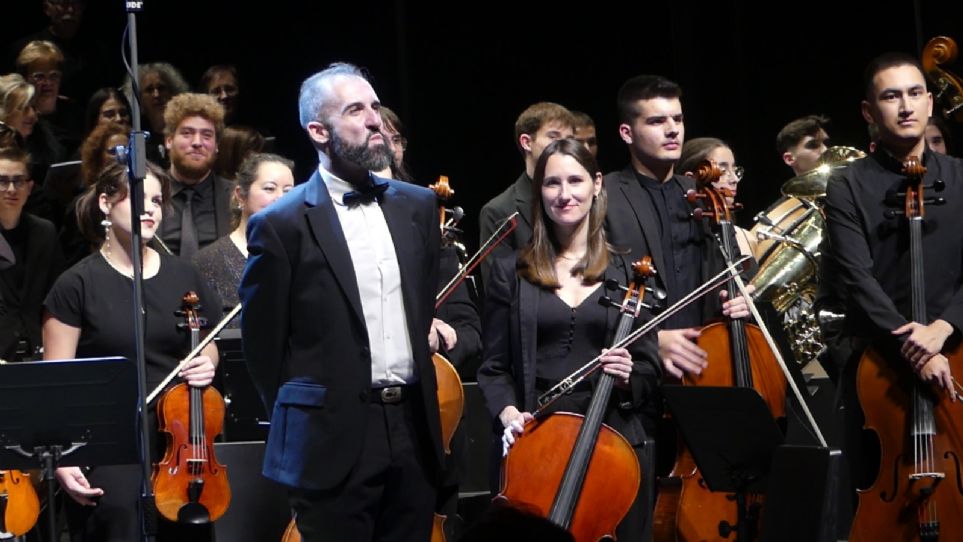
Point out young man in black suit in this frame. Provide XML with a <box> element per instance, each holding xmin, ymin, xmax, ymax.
<box><xmin>478</xmin><ymin>102</ymin><xmax>574</xmax><ymax>287</ymax></box>
<box><xmin>239</xmin><ymin>62</ymin><xmax>442</xmax><ymax>542</ymax></box>
<box><xmin>604</xmin><ymin>75</ymin><xmax>752</xmax><ymax>380</ymax></box>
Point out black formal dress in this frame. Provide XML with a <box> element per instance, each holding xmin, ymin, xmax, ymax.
<box><xmin>192</xmin><ymin>235</ymin><xmax>245</xmax><ymax>328</ymax></box>
<box><xmin>44</xmin><ymin>251</ymin><xmax>221</xmax><ymax>541</ymax></box>
<box><xmin>477</xmin><ymin>253</ymin><xmax>661</xmax><ymax>541</ymax></box>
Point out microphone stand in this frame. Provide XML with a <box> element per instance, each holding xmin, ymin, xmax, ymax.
<box><xmin>119</xmin><ymin>1</ymin><xmax>157</xmax><ymax>540</ymax></box>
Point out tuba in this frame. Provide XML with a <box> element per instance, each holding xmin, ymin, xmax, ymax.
<box><xmin>748</xmin><ymin>146</ymin><xmax>865</xmax><ymax>366</ymax></box>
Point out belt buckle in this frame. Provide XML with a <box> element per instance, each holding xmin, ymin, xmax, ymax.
<box><xmin>380</xmin><ymin>386</ymin><xmax>403</xmax><ymax>403</ymax></box>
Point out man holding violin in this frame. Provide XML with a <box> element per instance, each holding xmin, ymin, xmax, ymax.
<box><xmin>239</xmin><ymin>62</ymin><xmax>443</xmax><ymax>542</ymax></box>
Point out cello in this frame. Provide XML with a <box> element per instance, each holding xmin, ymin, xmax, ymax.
<box><xmin>496</xmin><ymin>258</ymin><xmax>657</xmax><ymax>542</ymax></box>
<box><xmin>849</xmin><ymin>157</ymin><xmax>963</xmax><ymax>541</ymax></box>
<box><xmin>653</xmin><ymin>161</ymin><xmax>787</xmax><ymax>542</ymax></box>
<box><xmin>0</xmin><ymin>469</ymin><xmax>39</xmax><ymax>537</ymax></box>
<box><xmin>153</xmin><ymin>291</ymin><xmax>231</xmax><ymax>524</ymax></box>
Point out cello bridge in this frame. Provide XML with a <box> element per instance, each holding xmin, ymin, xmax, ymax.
<box><xmin>909</xmin><ymin>472</ymin><xmax>945</xmax><ymax>481</ymax></box>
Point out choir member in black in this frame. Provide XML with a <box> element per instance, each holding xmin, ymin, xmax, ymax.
<box><xmin>822</xmin><ymin>53</ymin><xmax>961</xmax><ymax>491</ymax></box>
<box><xmin>478</xmin><ymin>138</ymin><xmax>661</xmax><ymax>541</ymax></box>
<box><xmin>193</xmin><ymin>152</ymin><xmax>294</xmax><ymax>326</ymax></box>
<box><xmin>0</xmin><ymin>143</ymin><xmax>64</xmax><ymax>361</ymax></box>
<box><xmin>42</xmin><ymin>162</ymin><xmax>220</xmax><ymax>541</ymax></box>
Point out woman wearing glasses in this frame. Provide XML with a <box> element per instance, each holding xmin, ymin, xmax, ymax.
<box><xmin>678</xmin><ymin>137</ymin><xmax>757</xmax><ymax>260</ymax></box>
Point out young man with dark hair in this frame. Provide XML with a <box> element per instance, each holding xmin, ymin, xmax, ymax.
<box><xmin>478</xmin><ymin>102</ymin><xmax>575</xmax><ymax>285</ymax></box>
<box><xmin>776</xmin><ymin>114</ymin><xmax>831</xmax><ymax>176</ymax></box>
<box><xmin>822</xmin><ymin>52</ymin><xmax>962</xmax><ymax>533</ymax></box>
<box><xmin>571</xmin><ymin>110</ymin><xmax>598</xmax><ymax>158</ymax></box>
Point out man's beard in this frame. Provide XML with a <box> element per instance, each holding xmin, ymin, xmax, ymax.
<box><xmin>330</xmin><ymin>128</ymin><xmax>393</xmax><ymax>172</ymax></box>
<box><xmin>170</xmin><ymin>148</ymin><xmax>215</xmax><ymax>181</ymax></box>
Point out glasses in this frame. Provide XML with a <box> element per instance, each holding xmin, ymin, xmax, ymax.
<box><xmin>718</xmin><ymin>164</ymin><xmax>745</xmax><ymax>181</ymax></box>
<box><xmin>27</xmin><ymin>71</ymin><xmax>62</xmax><ymax>84</ymax></box>
<box><xmin>0</xmin><ymin>176</ymin><xmax>29</xmax><ymax>191</ymax></box>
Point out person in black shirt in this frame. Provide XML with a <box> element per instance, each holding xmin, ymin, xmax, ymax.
<box><xmin>0</xmin><ymin>144</ymin><xmax>64</xmax><ymax>361</ymax></box>
<box><xmin>822</xmin><ymin>53</ymin><xmax>960</xmax><ymax>494</ymax></box>
<box><xmin>157</xmin><ymin>93</ymin><xmax>234</xmax><ymax>258</ymax></box>
<box><xmin>43</xmin><ymin>161</ymin><xmax>220</xmax><ymax>541</ymax></box>
<box><xmin>604</xmin><ymin>74</ymin><xmax>752</xmax><ymax>380</ymax></box>
<box><xmin>479</xmin><ymin>138</ymin><xmax>661</xmax><ymax>541</ymax></box>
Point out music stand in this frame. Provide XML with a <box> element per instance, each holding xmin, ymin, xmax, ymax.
<box><xmin>661</xmin><ymin>385</ymin><xmax>784</xmax><ymax>542</ymax></box>
<box><xmin>0</xmin><ymin>357</ymin><xmax>140</xmax><ymax>542</ymax></box>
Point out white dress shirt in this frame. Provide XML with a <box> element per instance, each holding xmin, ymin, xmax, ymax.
<box><xmin>320</xmin><ymin>166</ymin><xmax>415</xmax><ymax>386</ymax></box>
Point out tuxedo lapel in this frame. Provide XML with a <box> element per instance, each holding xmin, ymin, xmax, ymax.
<box><xmin>303</xmin><ymin>172</ymin><xmax>366</xmax><ymax>327</ymax></box>
<box><xmin>512</xmin><ymin>173</ymin><xmax>534</xmax><ymax>232</ymax></box>
<box><xmin>618</xmin><ymin>170</ymin><xmax>668</xmax><ymax>281</ymax></box>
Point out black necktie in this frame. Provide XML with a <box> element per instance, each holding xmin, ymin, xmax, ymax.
<box><xmin>180</xmin><ymin>188</ymin><xmax>199</xmax><ymax>258</ymax></box>
<box><xmin>343</xmin><ymin>181</ymin><xmax>389</xmax><ymax>207</ymax></box>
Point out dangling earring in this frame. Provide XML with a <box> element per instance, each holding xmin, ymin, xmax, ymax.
<box><xmin>101</xmin><ymin>218</ymin><xmax>112</xmax><ymax>254</ymax></box>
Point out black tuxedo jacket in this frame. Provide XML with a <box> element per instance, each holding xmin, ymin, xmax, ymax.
<box><xmin>478</xmin><ymin>173</ymin><xmax>534</xmax><ymax>290</ymax></box>
<box><xmin>604</xmin><ymin>167</ymin><xmax>727</xmax><ymax>322</ymax></box>
<box><xmin>477</xmin><ymin>253</ymin><xmax>662</xmax><ymax>444</ymax></box>
<box><xmin>239</xmin><ymin>170</ymin><xmax>443</xmax><ymax>490</ymax></box>
<box><xmin>0</xmin><ymin>214</ymin><xmax>64</xmax><ymax>359</ymax></box>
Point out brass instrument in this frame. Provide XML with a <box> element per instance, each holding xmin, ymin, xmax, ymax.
<box><xmin>749</xmin><ymin>147</ymin><xmax>866</xmax><ymax>366</ymax></box>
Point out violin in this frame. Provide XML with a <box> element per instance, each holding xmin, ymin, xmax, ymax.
<box><xmin>496</xmin><ymin>258</ymin><xmax>657</xmax><ymax>542</ymax></box>
<box><xmin>0</xmin><ymin>469</ymin><xmax>39</xmax><ymax>536</ymax></box>
<box><xmin>850</xmin><ymin>158</ymin><xmax>963</xmax><ymax>541</ymax></box>
<box><xmin>153</xmin><ymin>292</ymin><xmax>231</xmax><ymax>524</ymax></box>
<box><xmin>653</xmin><ymin>161</ymin><xmax>787</xmax><ymax>542</ymax></box>
<box><xmin>922</xmin><ymin>36</ymin><xmax>963</xmax><ymax>123</ymax></box>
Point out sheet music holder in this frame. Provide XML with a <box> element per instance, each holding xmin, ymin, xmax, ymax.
<box><xmin>661</xmin><ymin>385</ymin><xmax>784</xmax><ymax>542</ymax></box>
<box><xmin>0</xmin><ymin>357</ymin><xmax>140</xmax><ymax>542</ymax></box>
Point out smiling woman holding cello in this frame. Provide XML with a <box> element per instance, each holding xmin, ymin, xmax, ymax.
<box><xmin>477</xmin><ymin>138</ymin><xmax>662</xmax><ymax>541</ymax></box>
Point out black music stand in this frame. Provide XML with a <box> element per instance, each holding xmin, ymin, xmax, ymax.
<box><xmin>0</xmin><ymin>357</ymin><xmax>139</xmax><ymax>542</ymax></box>
<box><xmin>661</xmin><ymin>385</ymin><xmax>784</xmax><ymax>542</ymax></box>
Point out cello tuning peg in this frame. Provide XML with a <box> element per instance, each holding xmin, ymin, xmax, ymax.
<box><xmin>925</xmin><ymin>196</ymin><xmax>947</xmax><ymax>206</ymax></box>
<box><xmin>645</xmin><ymin>285</ymin><xmax>667</xmax><ymax>301</ymax></box>
<box><xmin>884</xmin><ymin>209</ymin><xmax>903</xmax><ymax>219</ymax></box>
<box><xmin>598</xmin><ymin>296</ymin><xmax>620</xmax><ymax>309</ymax></box>
<box><xmin>929</xmin><ymin>179</ymin><xmax>946</xmax><ymax>192</ymax></box>
<box><xmin>691</xmin><ymin>208</ymin><xmax>705</xmax><ymax>220</ymax></box>
<box><xmin>604</xmin><ymin>278</ymin><xmax>624</xmax><ymax>291</ymax></box>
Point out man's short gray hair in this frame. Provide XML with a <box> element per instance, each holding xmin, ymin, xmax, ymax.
<box><xmin>298</xmin><ymin>62</ymin><xmax>366</xmax><ymax>129</ymax></box>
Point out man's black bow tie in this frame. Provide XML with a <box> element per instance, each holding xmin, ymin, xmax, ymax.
<box><xmin>343</xmin><ymin>181</ymin><xmax>389</xmax><ymax>207</ymax></box>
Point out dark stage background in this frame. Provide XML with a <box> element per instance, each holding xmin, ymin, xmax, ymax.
<box><xmin>4</xmin><ymin>1</ymin><xmax>963</xmax><ymax>251</ymax></box>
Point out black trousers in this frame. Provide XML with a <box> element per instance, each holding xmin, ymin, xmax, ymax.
<box><xmin>289</xmin><ymin>398</ymin><xmax>438</xmax><ymax>542</ymax></box>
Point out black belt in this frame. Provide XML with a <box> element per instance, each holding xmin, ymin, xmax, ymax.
<box><xmin>371</xmin><ymin>385</ymin><xmax>417</xmax><ymax>404</ymax></box>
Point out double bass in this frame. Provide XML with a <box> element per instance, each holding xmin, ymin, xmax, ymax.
<box><xmin>654</xmin><ymin>161</ymin><xmax>786</xmax><ymax>541</ymax></box>
<box><xmin>153</xmin><ymin>292</ymin><xmax>231</xmax><ymax>524</ymax></box>
<box><xmin>496</xmin><ymin>258</ymin><xmax>657</xmax><ymax>542</ymax></box>
<box><xmin>849</xmin><ymin>158</ymin><xmax>963</xmax><ymax>541</ymax></box>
